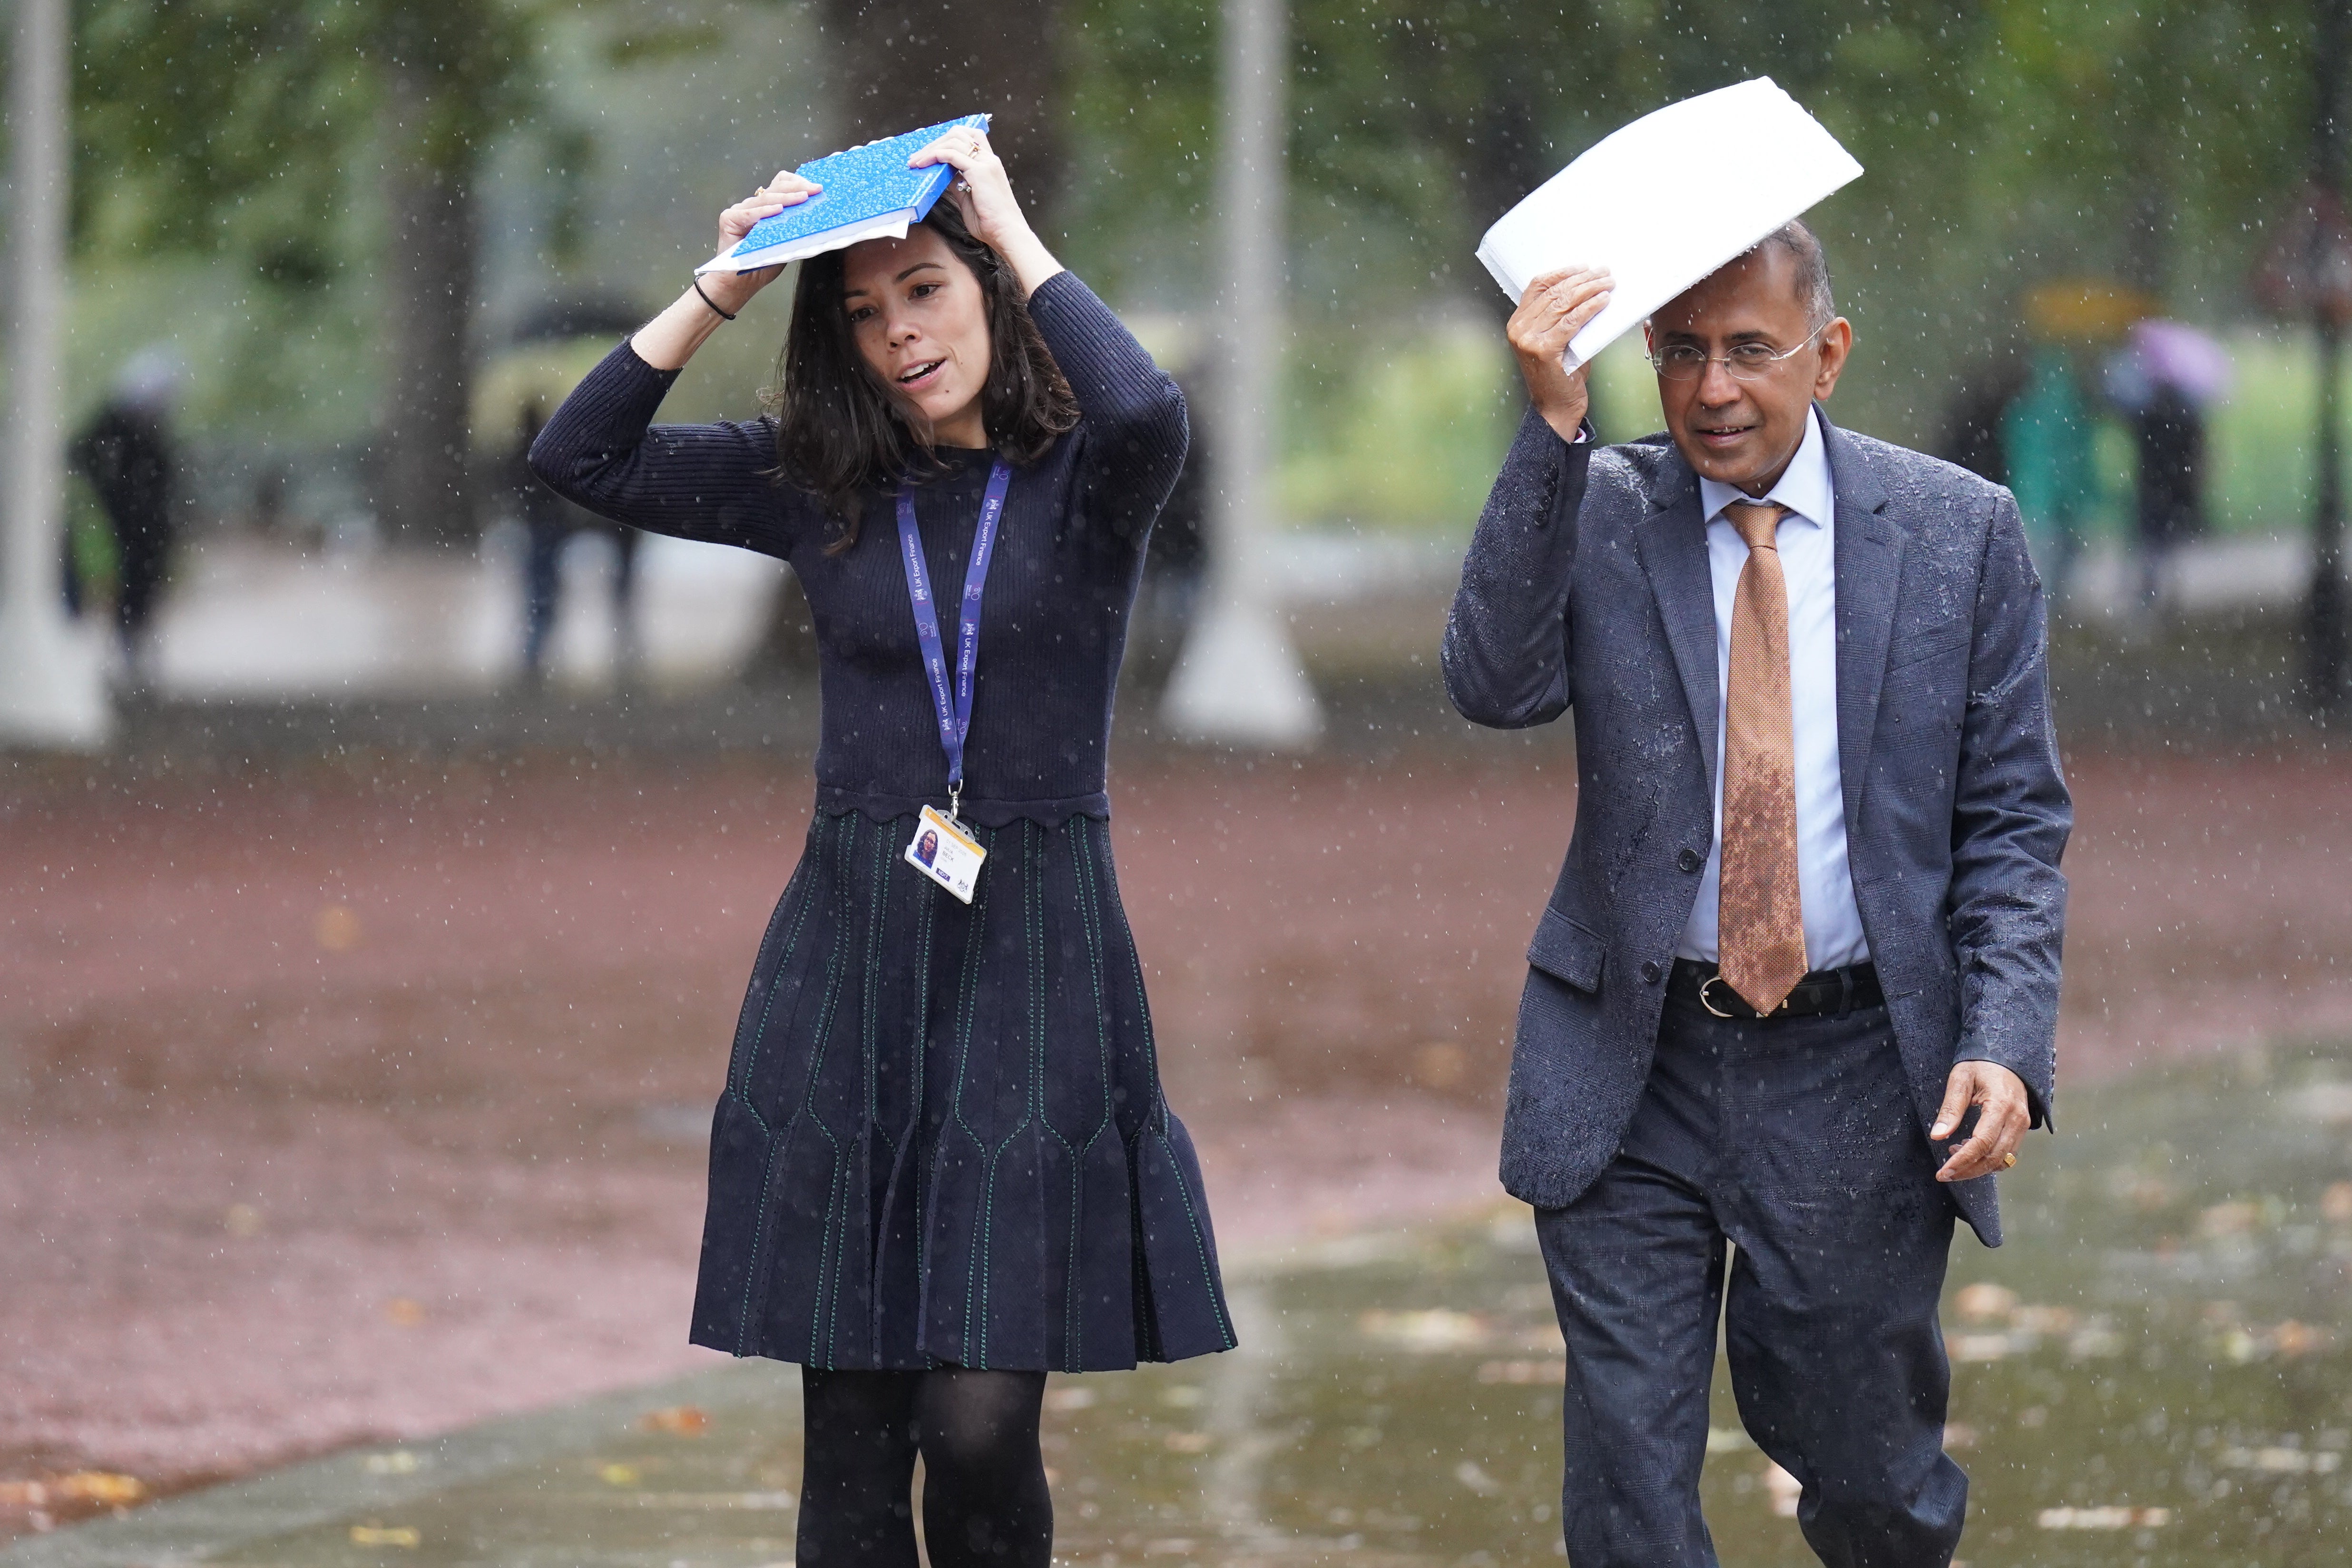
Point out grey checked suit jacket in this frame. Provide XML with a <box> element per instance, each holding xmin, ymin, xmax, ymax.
<box><xmin>1442</xmin><ymin>406</ymin><xmax>2070</xmax><ymax>1245</ymax></box>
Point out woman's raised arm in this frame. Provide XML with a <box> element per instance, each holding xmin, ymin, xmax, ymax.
<box><xmin>631</xmin><ymin>170</ymin><xmax>819</xmax><ymax>370</ymax></box>
<box><xmin>526</xmin><ymin>175</ymin><xmax>832</xmax><ymax>557</ymax></box>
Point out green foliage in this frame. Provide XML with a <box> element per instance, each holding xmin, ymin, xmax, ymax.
<box><xmin>1061</xmin><ymin>0</ymin><xmax>2328</xmax><ymax>500</ymax></box>
<box><xmin>1280</xmin><ymin>319</ymin><xmax>1517</xmax><ymax>528</ymax></box>
<box><xmin>73</xmin><ymin>0</ymin><xmax>536</xmax><ymax>267</ymax></box>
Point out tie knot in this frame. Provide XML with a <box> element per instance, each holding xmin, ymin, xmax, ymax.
<box><xmin>1725</xmin><ymin>499</ymin><xmax>1786</xmax><ymax>551</ymax></box>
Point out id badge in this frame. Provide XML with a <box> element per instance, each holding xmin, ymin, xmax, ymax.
<box><xmin>904</xmin><ymin>804</ymin><xmax>986</xmax><ymax>903</ymax></box>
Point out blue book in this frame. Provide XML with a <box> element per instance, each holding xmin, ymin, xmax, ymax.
<box><xmin>696</xmin><ymin>114</ymin><xmax>991</xmax><ymax>276</ymax></box>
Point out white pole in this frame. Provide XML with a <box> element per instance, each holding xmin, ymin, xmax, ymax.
<box><xmin>0</xmin><ymin>0</ymin><xmax>110</xmax><ymax>750</ymax></box>
<box><xmin>1160</xmin><ymin>0</ymin><xmax>1322</xmax><ymax>747</ymax></box>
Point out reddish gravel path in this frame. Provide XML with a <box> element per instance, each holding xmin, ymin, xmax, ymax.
<box><xmin>2</xmin><ymin>740</ymin><xmax>2347</xmax><ymax>1527</ymax></box>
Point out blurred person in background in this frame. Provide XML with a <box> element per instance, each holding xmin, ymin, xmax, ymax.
<box><xmin>1936</xmin><ymin>346</ymin><xmax>2024</xmax><ymax>489</ymax></box>
<box><xmin>1999</xmin><ymin>344</ymin><xmax>2099</xmax><ymax>606</ymax></box>
<box><xmin>2105</xmin><ymin>320</ymin><xmax>2225</xmax><ymax>615</ymax></box>
<box><xmin>1446</xmin><ymin>224</ymin><xmax>2069</xmax><ymax>1568</ymax></box>
<box><xmin>509</xmin><ymin>401</ymin><xmax>642</xmax><ymax>686</ymax></box>
<box><xmin>69</xmin><ymin>347</ymin><xmax>182</xmax><ymax>687</ymax></box>
<box><xmin>530</xmin><ymin>127</ymin><xmax>1231</xmax><ymax>1568</ymax></box>
<box><xmin>2125</xmin><ymin>380</ymin><xmax>2207</xmax><ymax>613</ymax></box>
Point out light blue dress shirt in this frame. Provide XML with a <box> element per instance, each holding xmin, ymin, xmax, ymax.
<box><xmin>1676</xmin><ymin>406</ymin><xmax>1870</xmax><ymax>970</ymax></box>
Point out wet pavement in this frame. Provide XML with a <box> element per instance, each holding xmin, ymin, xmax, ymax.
<box><xmin>15</xmin><ymin>1041</ymin><xmax>2348</xmax><ymax>1568</ymax></box>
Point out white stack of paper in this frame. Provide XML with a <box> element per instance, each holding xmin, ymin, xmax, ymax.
<box><xmin>1475</xmin><ymin>79</ymin><xmax>1863</xmax><ymax>370</ymax></box>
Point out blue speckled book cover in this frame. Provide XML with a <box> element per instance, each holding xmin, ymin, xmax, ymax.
<box><xmin>696</xmin><ymin>114</ymin><xmax>991</xmax><ymax>275</ymax></box>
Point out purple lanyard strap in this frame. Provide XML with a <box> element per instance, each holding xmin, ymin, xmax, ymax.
<box><xmin>895</xmin><ymin>458</ymin><xmax>1014</xmax><ymax>818</ymax></box>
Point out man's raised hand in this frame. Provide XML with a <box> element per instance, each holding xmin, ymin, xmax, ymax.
<box><xmin>1509</xmin><ymin>267</ymin><xmax>1612</xmax><ymax>444</ymax></box>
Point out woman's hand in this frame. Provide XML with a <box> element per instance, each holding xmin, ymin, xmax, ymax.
<box><xmin>699</xmin><ymin>169</ymin><xmax>823</xmax><ymax>315</ymax></box>
<box><xmin>1509</xmin><ymin>266</ymin><xmax>1612</xmax><ymax>443</ymax></box>
<box><xmin>630</xmin><ymin>170</ymin><xmax>820</xmax><ymax>371</ymax></box>
<box><xmin>911</xmin><ymin>127</ymin><xmax>1064</xmax><ymax>297</ymax></box>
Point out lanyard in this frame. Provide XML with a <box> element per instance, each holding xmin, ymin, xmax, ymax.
<box><xmin>895</xmin><ymin>458</ymin><xmax>1013</xmax><ymax>821</ymax></box>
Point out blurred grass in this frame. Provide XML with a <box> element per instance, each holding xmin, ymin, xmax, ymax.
<box><xmin>1276</xmin><ymin>323</ymin><xmax>2352</xmax><ymax>544</ymax></box>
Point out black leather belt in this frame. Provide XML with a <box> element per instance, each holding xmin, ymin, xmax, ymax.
<box><xmin>1668</xmin><ymin>957</ymin><xmax>1883</xmax><ymax>1020</ymax></box>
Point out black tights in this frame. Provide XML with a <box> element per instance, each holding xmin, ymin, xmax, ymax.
<box><xmin>797</xmin><ymin>1367</ymin><xmax>1051</xmax><ymax>1568</ymax></box>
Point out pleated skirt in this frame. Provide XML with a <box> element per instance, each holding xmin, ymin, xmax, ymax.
<box><xmin>688</xmin><ymin>803</ymin><xmax>1235</xmax><ymax>1372</ymax></box>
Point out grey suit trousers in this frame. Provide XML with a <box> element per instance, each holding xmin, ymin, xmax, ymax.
<box><xmin>1536</xmin><ymin>992</ymin><xmax>1965</xmax><ymax>1568</ymax></box>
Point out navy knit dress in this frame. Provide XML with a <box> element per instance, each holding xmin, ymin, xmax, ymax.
<box><xmin>531</xmin><ymin>272</ymin><xmax>1234</xmax><ymax>1373</ymax></box>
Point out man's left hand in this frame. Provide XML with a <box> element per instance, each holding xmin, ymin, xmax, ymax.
<box><xmin>1931</xmin><ymin>1060</ymin><xmax>2031</xmax><ymax>1183</ymax></box>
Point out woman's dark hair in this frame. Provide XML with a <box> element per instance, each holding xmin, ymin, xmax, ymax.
<box><xmin>769</xmin><ymin>197</ymin><xmax>1078</xmax><ymax>553</ymax></box>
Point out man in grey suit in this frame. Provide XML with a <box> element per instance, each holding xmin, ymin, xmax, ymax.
<box><xmin>1443</xmin><ymin>222</ymin><xmax>2069</xmax><ymax>1568</ymax></box>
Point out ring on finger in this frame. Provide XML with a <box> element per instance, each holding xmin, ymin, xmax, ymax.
<box><xmin>2000</xmin><ymin>1151</ymin><xmax>2018</xmax><ymax>1169</ymax></box>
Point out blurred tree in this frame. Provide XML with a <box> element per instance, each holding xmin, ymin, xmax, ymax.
<box><xmin>1061</xmin><ymin>0</ymin><xmax>2321</xmax><ymax>446</ymax></box>
<box><xmin>76</xmin><ymin>0</ymin><xmax>533</xmax><ymax>544</ymax></box>
<box><xmin>814</xmin><ymin>0</ymin><xmax>1065</xmax><ymax>216</ymax></box>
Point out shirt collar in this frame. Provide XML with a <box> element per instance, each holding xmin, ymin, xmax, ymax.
<box><xmin>1697</xmin><ymin>404</ymin><xmax>1833</xmax><ymax>530</ymax></box>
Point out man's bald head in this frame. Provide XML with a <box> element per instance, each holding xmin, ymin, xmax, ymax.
<box><xmin>1755</xmin><ymin>219</ymin><xmax>1834</xmax><ymax>323</ymax></box>
<box><xmin>1645</xmin><ymin>222</ymin><xmax>1853</xmax><ymax>495</ymax></box>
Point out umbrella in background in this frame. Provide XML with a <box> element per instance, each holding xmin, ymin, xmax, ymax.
<box><xmin>2025</xmin><ymin>279</ymin><xmax>2156</xmax><ymax>343</ymax></box>
<box><xmin>2102</xmin><ymin>319</ymin><xmax>2235</xmax><ymax>414</ymax></box>
<box><xmin>2128</xmin><ymin>319</ymin><xmax>2235</xmax><ymax>406</ymax></box>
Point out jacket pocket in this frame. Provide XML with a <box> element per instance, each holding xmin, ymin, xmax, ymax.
<box><xmin>1526</xmin><ymin>907</ymin><xmax>1607</xmax><ymax>993</ymax></box>
<box><xmin>1887</xmin><ymin>621</ymin><xmax>1970</xmax><ymax>671</ymax></box>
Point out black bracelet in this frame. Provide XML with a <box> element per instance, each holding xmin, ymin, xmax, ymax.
<box><xmin>691</xmin><ymin>277</ymin><xmax>737</xmax><ymax>322</ymax></box>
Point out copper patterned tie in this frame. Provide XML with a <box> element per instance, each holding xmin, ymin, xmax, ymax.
<box><xmin>1718</xmin><ymin>500</ymin><xmax>1808</xmax><ymax>1014</ymax></box>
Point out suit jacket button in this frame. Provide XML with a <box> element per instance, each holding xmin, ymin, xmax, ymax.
<box><xmin>1639</xmin><ymin>960</ymin><xmax>1662</xmax><ymax>984</ymax></box>
<box><xmin>1677</xmin><ymin>847</ymin><xmax>1703</xmax><ymax>873</ymax></box>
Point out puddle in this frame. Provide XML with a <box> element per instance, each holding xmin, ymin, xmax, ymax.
<box><xmin>193</xmin><ymin>1048</ymin><xmax>2352</xmax><ymax>1566</ymax></box>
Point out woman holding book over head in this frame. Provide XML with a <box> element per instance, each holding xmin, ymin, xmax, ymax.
<box><xmin>530</xmin><ymin>125</ymin><xmax>1231</xmax><ymax>1568</ymax></box>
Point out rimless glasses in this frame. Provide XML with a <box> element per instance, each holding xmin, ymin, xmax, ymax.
<box><xmin>1648</xmin><ymin>318</ymin><xmax>1833</xmax><ymax>382</ymax></box>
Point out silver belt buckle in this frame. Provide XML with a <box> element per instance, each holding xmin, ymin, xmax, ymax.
<box><xmin>1698</xmin><ymin>973</ymin><xmax>1741</xmax><ymax>1019</ymax></box>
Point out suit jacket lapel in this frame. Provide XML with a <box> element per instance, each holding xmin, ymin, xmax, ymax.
<box><xmin>1824</xmin><ymin>410</ymin><xmax>1901</xmax><ymax>837</ymax></box>
<box><xmin>1633</xmin><ymin>453</ymin><xmax>1721</xmax><ymax>785</ymax></box>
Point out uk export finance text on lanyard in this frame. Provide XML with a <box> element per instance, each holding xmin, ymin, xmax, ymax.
<box><xmin>895</xmin><ymin>460</ymin><xmax>1012</xmax><ymax>903</ymax></box>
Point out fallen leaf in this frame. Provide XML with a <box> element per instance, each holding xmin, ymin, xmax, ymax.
<box><xmin>350</xmin><ymin>1524</ymin><xmax>421</xmax><ymax>1547</ymax></box>
<box><xmin>640</xmin><ymin>1406</ymin><xmax>709</xmax><ymax>1437</ymax></box>
<box><xmin>2198</xmin><ymin>1200</ymin><xmax>2261</xmax><ymax>1238</ymax></box>
<box><xmin>599</xmin><ymin>1463</ymin><xmax>640</xmax><ymax>1486</ymax></box>
<box><xmin>316</xmin><ymin>905</ymin><xmax>363</xmax><ymax>952</ymax></box>
<box><xmin>1357</xmin><ymin>1308</ymin><xmax>1492</xmax><ymax>1352</ymax></box>
<box><xmin>1162</xmin><ymin>1432</ymin><xmax>1212</xmax><ymax>1454</ymax></box>
<box><xmin>2011</xmin><ymin>1305</ymin><xmax>2077</xmax><ymax>1335</ymax></box>
<box><xmin>56</xmin><ymin>1473</ymin><xmax>144</xmax><ymax>1506</ymax></box>
<box><xmin>1414</xmin><ymin>1042</ymin><xmax>1467</xmax><ymax>1088</ymax></box>
<box><xmin>224</xmin><ymin>1204</ymin><xmax>263</xmax><ymax>1238</ymax></box>
<box><xmin>383</xmin><ymin>1297</ymin><xmax>426</xmax><ymax>1327</ymax></box>
<box><xmin>2270</xmin><ymin>1320</ymin><xmax>2332</xmax><ymax>1358</ymax></box>
<box><xmin>1951</xmin><ymin>1283</ymin><xmax>2017</xmax><ymax>1323</ymax></box>
<box><xmin>2037</xmin><ymin>1506</ymin><xmax>2169</xmax><ymax>1529</ymax></box>
<box><xmin>2220</xmin><ymin>1445</ymin><xmax>2342</xmax><ymax>1474</ymax></box>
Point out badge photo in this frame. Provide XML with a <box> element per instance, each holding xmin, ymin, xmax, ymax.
<box><xmin>905</xmin><ymin>804</ymin><xmax>986</xmax><ymax>903</ymax></box>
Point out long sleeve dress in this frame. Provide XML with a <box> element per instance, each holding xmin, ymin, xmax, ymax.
<box><xmin>530</xmin><ymin>272</ymin><xmax>1233</xmax><ymax>1373</ymax></box>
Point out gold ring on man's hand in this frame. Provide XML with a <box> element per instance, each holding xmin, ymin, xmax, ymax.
<box><xmin>2001</xmin><ymin>1152</ymin><xmax>2018</xmax><ymax>1169</ymax></box>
